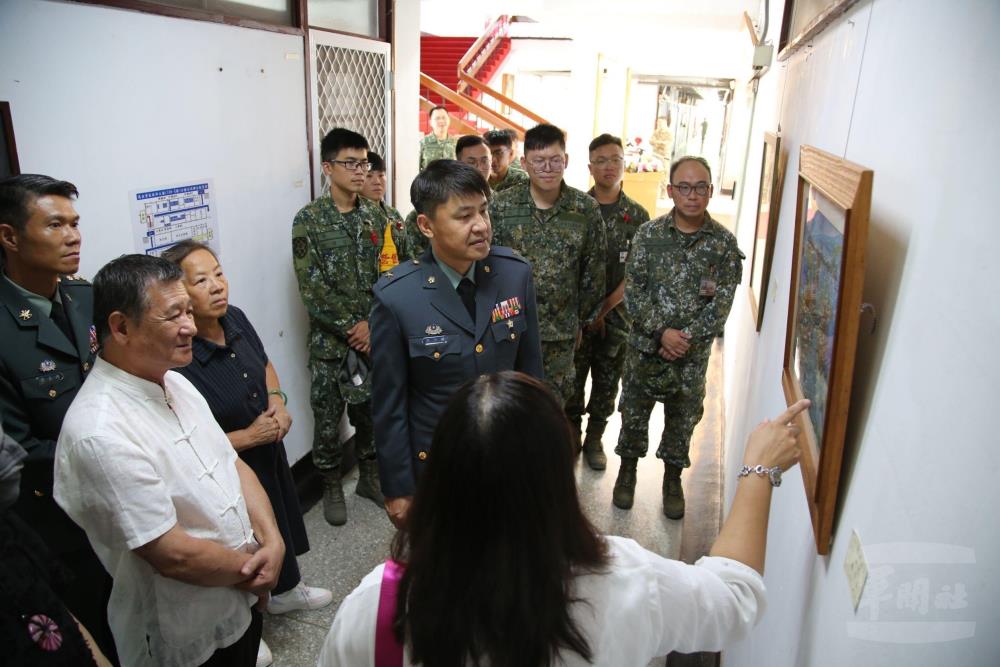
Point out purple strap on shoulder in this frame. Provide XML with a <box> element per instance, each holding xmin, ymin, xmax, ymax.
<box><xmin>374</xmin><ymin>559</ymin><xmax>405</xmax><ymax>667</ymax></box>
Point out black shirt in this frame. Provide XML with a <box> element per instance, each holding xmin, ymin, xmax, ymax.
<box><xmin>175</xmin><ymin>306</ymin><xmax>270</xmax><ymax>434</ymax></box>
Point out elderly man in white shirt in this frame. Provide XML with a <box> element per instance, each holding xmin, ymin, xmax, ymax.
<box><xmin>54</xmin><ymin>254</ymin><xmax>285</xmax><ymax>667</ymax></box>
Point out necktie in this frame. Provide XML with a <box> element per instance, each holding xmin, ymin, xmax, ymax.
<box><xmin>50</xmin><ymin>300</ymin><xmax>75</xmax><ymax>345</ymax></box>
<box><xmin>457</xmin><ymin>278</ymin><xmax>476</xmax><ymax>322</ymax></box>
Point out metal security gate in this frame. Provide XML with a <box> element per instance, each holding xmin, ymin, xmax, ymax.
<box><xmin>310</xmin><ymin>30</ymin><xmax>392</xmax><ymax>201</ymax></box>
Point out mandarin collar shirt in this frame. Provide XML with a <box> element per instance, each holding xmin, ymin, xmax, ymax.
<box><xmin>54</xmin><ymin>356</ymin><xmax>257</xmax><ymax>667</ymax></box>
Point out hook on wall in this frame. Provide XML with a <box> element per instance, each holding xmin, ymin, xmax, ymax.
<box><xmin>860</xmin><ymin>303</ymin><xmax>877</xmax><ymax>334</ymax></box>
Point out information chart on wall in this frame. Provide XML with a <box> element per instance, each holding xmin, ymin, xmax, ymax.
<box><xmin>130</xmin><ymin>180</ymin><xmax>222</xmax><ymax>257</ymax></box>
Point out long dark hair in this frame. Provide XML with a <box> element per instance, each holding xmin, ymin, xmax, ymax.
<box><xmin>391</xmin><ymin>371</ymin><xmax>609</xmax><ymax>666</ymax></box>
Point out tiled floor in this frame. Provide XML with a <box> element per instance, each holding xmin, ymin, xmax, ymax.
<box><xmin>265</xmin><ymin>342</ymin><xmax>725</xmax><ymax>666</ymax></box>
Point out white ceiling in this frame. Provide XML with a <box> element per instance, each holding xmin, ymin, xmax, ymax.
<box><xmin>421</xmin><ymin>0</ymin><xmax>762</xmax><ymax>35</ymax></box>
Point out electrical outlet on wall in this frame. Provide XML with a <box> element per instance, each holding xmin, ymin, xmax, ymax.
<box><xmin>844</xmin><ymin>530</ymin><xmax>869</xmax><ymax>611</ymax></box>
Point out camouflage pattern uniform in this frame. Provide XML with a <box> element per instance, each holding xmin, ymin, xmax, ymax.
<box><xmin>402</xmin><ymin>209</ymin><xmax>427</xmax><ymax>260</ymax></box>
<box><xmin>490</xmin><ymin>182</ymin><xmax>607</xmax><ymax>404</ymax></box>
<box><xmin>490</xmin><ymin>164</ymin><xmax>529</xmax><ymax>192</ymax></box>
<box><xmin>292</xmin><ymin>194</ymin><xmax>408</xmax><ymax>472</ymax></box>
<box><xmin>419</xmin><ymin>133</ymin><xmax>457</xmax><ymax>169</ymax></box>
<box><xmin>566</xmin><ymin>188</ymin><xmax>649</xmax><ymax>437</ymax></box>
<box><xmin>616</xmin><ymin>210</ymin><xmax>743</xmax><ymax>467</ymax></box>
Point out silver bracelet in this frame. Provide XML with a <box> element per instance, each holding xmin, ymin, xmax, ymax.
<box><xmin>738</xmin><ymin>464</ymin><xmax>782</xmax><ymax>487</ymax></box>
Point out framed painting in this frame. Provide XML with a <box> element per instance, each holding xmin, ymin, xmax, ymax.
<box><xmin>1</xmin><ymin>102</ymin><xmax>19</xmax><ymax>179</ymax></box>
<box><xmin>748</xmin><ymin>132</ymin><xmax>786</xmax><ymax>331</ymax></box>
<box><xmin>782</xmin><ymin>144</ymin><xmax>872</xmax><ymax>554</ymax></box>
<box><xmin>778</xmin><ymin>0</ymin><xmax>863</xmax><ymax>60</ymax></box>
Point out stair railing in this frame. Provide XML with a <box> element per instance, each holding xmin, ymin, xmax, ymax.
<box><xmin>457</xmin><ymin>15</ymin><xmax>510</xmax><ymax>95</ymax></box>
<box><xmin>420</xmin><ymin>73</ymin><xmax>526</xmax><ymax>140</ymax></box>
<box><xmin>456</xmin><ymin>15</ymin><xmax>551</xmax><ymax>131</ymax></box>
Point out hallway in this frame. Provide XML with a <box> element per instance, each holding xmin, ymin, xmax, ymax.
<box><xmin>263</xmin><ymin>342</ymin><xmax>726</xmax><ymax>665</ymax></box>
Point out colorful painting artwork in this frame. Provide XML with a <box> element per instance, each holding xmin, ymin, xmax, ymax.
<box><xmin>781</xmin><ymin>143</ymin><xmax>873</xmax><ymax>554</ymax></box>
<box><xmin>791</xmin><ymin>186</ymin><xmax>845</xmax><ymax>449</ymax></box>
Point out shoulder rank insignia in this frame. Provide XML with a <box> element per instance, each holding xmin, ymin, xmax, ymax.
<box><xmin>19</xmin><ymin>309</ymin><xmax>32</xmax><ymax>321</ymax></box>
<box><xmin>39</xmin><ymin>360</ymin><xmax>56</xmax><ymax>372</ymax></box>
<box><xmin>425</xmin><ymin>324</ymin><xmax>443</xmax><ymax>335</ymax></box>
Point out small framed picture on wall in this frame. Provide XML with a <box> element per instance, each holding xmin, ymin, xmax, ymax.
<box><xmin>748</xmin><ymin>131</ymin><xmax>787</xmax><ymax>331</ymax></box>
<box><xmin>1</xmin><ymin>102</ymin><xmax>19</xmax><ymax>179</ymax></box>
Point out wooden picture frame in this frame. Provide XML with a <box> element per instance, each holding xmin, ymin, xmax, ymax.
<box><xmin>748</xmin><ymin>132</ymin><xmax>786</xmax><ymax>331</ymax></box>
<box><xmin>782</xmin><ymin>145</ymin><xmax>872</xmax><ymax>554</ymax></box>
<box><xmin>778</xmin><ymin>0</ymin><xmax>863</xmax><ymax>61</ymax></box>
<box><xmin>1</xmin><ymin>102</ymin><xmax>20</xmax><ymax>179</ymax></box>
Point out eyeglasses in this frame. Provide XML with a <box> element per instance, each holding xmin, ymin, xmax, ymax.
<box><xmin>671</xmin><ymin>182</ymin><xmax>711</xmax><ymax>197</ymax></box>
<box><xmin>327</xmin><ymin>159</ymin><xmax>371</xmax><ymax>172</ymax></box>
<box><xmin>527</xmin><ymin>156</ymin><xmax>565</xmax><ymax>172</ymax></box>
<box><xmin>590</xmin><ymin>157</ymin><xmax>624</xmax><ymax>168</ymax></box>
<box><xmin>463</xmin><ymin>156</ymin><xmax>492</xmax><ymax>168</ymax></box>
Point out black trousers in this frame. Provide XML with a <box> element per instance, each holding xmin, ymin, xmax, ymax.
<box><xmin>200</xmin><ymin>608</ymin><xmax>263</xmax><ymax>667</ymax></box>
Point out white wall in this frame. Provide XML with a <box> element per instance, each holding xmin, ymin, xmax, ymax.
<box><xmin>393</xmin><ymin>0</ymin><xmax>421</xmax><ymax>215</ymax></box>
<box><xmin>1</xmin><ymin>0</ymin><xmax>422</xmax><ymax>464</ymax></box>
<box><xmin>722</xmin><ymin>1</ymin><xmax>1000</xmax><ymax>664</ymax></box>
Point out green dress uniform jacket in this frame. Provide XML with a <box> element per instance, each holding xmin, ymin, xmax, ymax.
<box><xmin>0</xmin><ymin>274</ymin><xmax>97</xmax><ymax>553</ymax></box>
<box><xmin>369</xmin><ymin>247</ymin><xmax>544</xmax><ymax>498</ymax></box>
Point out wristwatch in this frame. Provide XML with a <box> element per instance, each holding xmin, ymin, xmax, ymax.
<box><xmin>738</xmin><ymin>464</ymin><xmax>782</xmax><ymax>487</ymax></box>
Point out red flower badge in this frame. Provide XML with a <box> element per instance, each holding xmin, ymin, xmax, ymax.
<box><xmin>623</xmin><ymin>213</ymin><xmax>631</xmax><ymax>223</ymax></box>
<box><xmin>370</xmin><ymin>231</ymin><xmax>379</xmax><ymax>246</ymax></box>
<box><xmin>27</xmin><ymin>614</ymin><xmax>63</xmax><ymax>652</ymax></box>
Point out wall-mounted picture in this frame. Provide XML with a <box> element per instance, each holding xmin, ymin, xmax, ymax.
<box><xmin>748</xmin><ymin>131</ymin><xmax>786</xmax><ymax>331</ymax></box>
<box><xmin>1</xmin><ymin>102</ymin><xmax>19</xmax><ymax>179</ymax></box>
<box><xmin>782</xmin><ymin>144</ymin><xmax>872</xmax><ymax>554</ymax></box>
<box><xmin>778</xmin><ymin>0</ymin><xmax>864</xmax><ymax>60</ymax></box>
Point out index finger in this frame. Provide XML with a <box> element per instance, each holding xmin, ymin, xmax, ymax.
<box><xmin>776</xmin><ymin>399</ymin><xmax>811</xmax><ymax>425</ymax></box>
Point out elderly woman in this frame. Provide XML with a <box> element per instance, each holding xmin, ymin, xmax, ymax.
<box><xmin>319</xmin><ymin>372</ymin><xmax>808</xmax><ymax>666</ymax></box>
<box><xmin>161</xmin><ymin>241</ymin><xmax>332</xmax><ymax>665</ymax></box>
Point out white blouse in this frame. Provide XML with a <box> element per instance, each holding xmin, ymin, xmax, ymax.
<box><xmin>318</xmin><ymin>535</ymin><xmax>766</xmax><ymax>666</ymax></box>
<box><xmin>54</xmin><ymin>357</ymin><xmax>257</xmax><ymax>667</ymax></box>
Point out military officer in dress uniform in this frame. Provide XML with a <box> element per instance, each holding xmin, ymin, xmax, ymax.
<box><xmin>370</xmin><ymin>160</ymin><xmax>543</xmax><ymax>528</ymax></box>
<box><xmin>403</xmin><ymin>134</ymin><xmax>495</xmax><ymax>260</ymax></box>
<box><xmin>0</xmin><ymin>174</ymin><xmax>117</xmax><ymax>662</ymax></box>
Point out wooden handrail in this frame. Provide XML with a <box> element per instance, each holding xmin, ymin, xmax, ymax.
<box><xmin>458</xmin><ymin>72</ymin><xmax>550</xmax><ymax>128</ymax></box>
<box><xmin>457</xmin><ymin>15</ymin><xmax>509</xmax><ymax>87</ymax></box>
<box><xmin>419</xmin><ymin>97</ymin><xmax>479</xmax><ymax>136</ymax></box>
<box><xmin>420</xmin><ymin>73</ymin><xmax>525</xmax><ymax>138</ymax></box>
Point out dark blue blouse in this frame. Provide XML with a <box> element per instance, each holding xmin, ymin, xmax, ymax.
<box><xmin>176</xmin><ymin>306</ymin><xmax>270</xmax><ymax>434</ymax></box>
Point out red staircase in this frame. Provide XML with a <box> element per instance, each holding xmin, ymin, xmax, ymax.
<box><xmin>419</xmin><ymin>33</ymin><xmax>511</xmax><ymax>132</ymax></box>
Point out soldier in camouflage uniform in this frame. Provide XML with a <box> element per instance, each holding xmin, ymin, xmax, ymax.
<box><xmin>362</xmin><ymin>150</ymin><xmax>407</xmax><ymax>233</ymax></box>
<box><xmin>485</xmin><ymin>128</ymin><xmax>530</xmax><ymax>192</ymax></box>
<box><xmin>292</xmin><ymin>129</ymin><xmax>408</xmax><ymax>526</ymax></box>
<box><xmin>614</xmin><ymin>156</ymin><xmax>743</xmax><ymax>519</ymax></box>
<box><xmin>404</xmin><ymin>136</ymin><xmax>496</xmax><ymax>260</ymax></box>
<box><xmin>419</xmin><ymin>105</ymin><xmax>457</xmax><ymax>169</ymax></box>
<box><xmin>490</xmin><ymin>124</ymin><xmax>606</xmax><ymax>406</ymax></box>
<box><xmin>567</xmin><ymin>134</ymin><xmax>650</xmax><ymax>470</ymax></box>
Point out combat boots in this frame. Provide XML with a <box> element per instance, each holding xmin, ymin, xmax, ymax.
<box><xmin>322</xmin><ymin>469</ymin><xmax>347</xmax><ymax>526</ymax></box>
<box><xmin>355</xmin><ymin>457</ymin><xmax>384</xmax><ymax>507</ymax></box>
<box><xmin>612</xmin><ymin>457</ymin><xmax>638</xmax><ymax>509</ymax></box>
<box><xmin>582</xmin><ymin>427</ymin><xmax>607</xmax><ymax>471</ymax></box>
<box><xmin>662</xmin><ymin>463</ymin><xmax>685</xmax><ymax>520</ymax></box>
